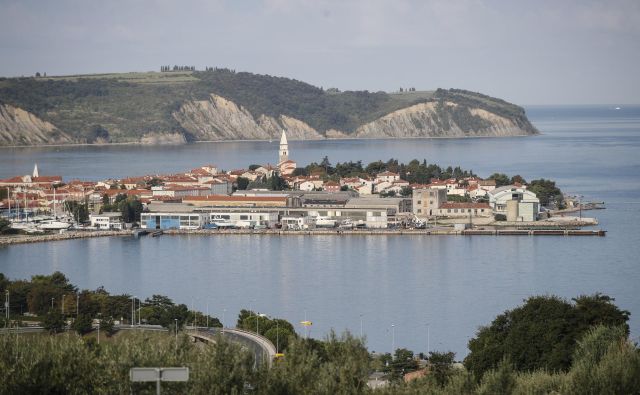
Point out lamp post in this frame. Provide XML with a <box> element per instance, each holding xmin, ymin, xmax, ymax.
<box><xmin>426</xmin><ymin>323</ymin><xmax>430</xmax><ymax>356</ymax></box>
<box><xmin>175</xmin><ymin>318</ymin><xmax>178</xmax><ymax>356</ymax></box>
<box><xmin>391</xmin><ymin>324</ymin><xmax>395</xmax><ymax>354</ymax></box>
<box><xmin>360</xmin><ymin>314</ymin><xmax>364</xmax><ymax>338</ymax></box>
<box><xmin>131</xmin><ymin>296</ymin><xmax>136</xmax><ymax>327</ymax></box>
<box><xmin>51</xmin><ymin>297</ymin><xmax>54</xmax><ymax>310</ymax></box>
<box><xmin>276</xmin><ymin>319</ymin><xmax>279</xmax><ymax>354</ymax></box>
<box><xmin>76</xmin><ymin>294</ymin><xmax>79</xmax><ymax>317</ymax></box>
<box><xmin>206</xmin><ymin>300</ymin><xmax>209</xmax><ymax>329</ymax></box>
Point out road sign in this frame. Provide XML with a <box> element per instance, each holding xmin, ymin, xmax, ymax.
<box><xmin>130</xmin><ymin>368</ymin><xmax>159</xmax><ymax>382</ymax></box>
<box><xmin>160</xmin><ymin>367</ymin><xmax>189</xmax><ymax>382</ymax></box>
<box><xmin>130</xmin><ymin>367</ymin><xmax>189</xmax><ymax>395</ymax></box>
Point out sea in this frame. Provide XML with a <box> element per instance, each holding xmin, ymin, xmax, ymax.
<box><xmin>0</xmin><ymin>105</ymin><xmax>639</xmax><ymax>358</ymax></box>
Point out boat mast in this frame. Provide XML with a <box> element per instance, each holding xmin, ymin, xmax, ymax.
<box><xmin>6</xmin><ymin>187</ymin><xmax>9</xmax><ymax>220</ymax></box>
<box><xmin>53</xmin><ymin>187</ymin><xmax>56</xmax><ymax>219</ymax></box>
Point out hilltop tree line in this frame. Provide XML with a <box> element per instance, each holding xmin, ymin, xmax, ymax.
<box><xmin>0</xmin><ymin>271</ymin><xmax>637</xmax><ymax>393</ymax></box>
<box><xmin>160</xmin><ymin>65</ymin><xmax>196</xmax><ymax>72</ymax></box>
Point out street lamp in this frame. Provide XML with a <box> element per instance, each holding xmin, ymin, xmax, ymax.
<box><xmin>391</xmin><ymin>324</ymin><xmax>395</xmax><ymax>354</ymax></box>
<box><xmin>257</xmin><ymin>313</ymin><xmax>267</xmax><ymax>335</ymax></box>
<box><xmin>131</xmin><ymin>296</ymin><xmax>136</xmax><ymax>327</ymax></box>
<box><xmin>360</xmin><ymin>314</ymin><xmax>364</xmax><ymax>338</ymax></box>
<box><xmin>175</xmin><ymin>318</ymin><xmax>178</xmax><ymax>356</ymax></box>
<box><xmin>426</xmin><ymin>323</ymin><xmax>430</xmax><ymax>356</ymax></box>
<box><xmin>51</xmin><ymin>297</ymin><xmax>54</xmax><ymax>310</ymax></box>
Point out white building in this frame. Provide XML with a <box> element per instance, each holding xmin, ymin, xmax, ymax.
<box><xmin>90</xmin><ymin>212</ymin><xmax>124</xmax><ymax>230</ymax></box>
<box><xmin>488</xmin><ymin>185</ymin><xmax>540</xmax><ymax>221</ymax></box>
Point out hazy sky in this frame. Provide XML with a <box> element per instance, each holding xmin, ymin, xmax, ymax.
<box><xmin>1</xmin><ymin>0</ymin><xmax>639</xmax><ymax>104</ymax></box>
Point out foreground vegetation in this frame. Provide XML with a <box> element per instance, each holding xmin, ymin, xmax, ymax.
<box><xmin>1</xmin><ymin>272</ymin><xmax>638</xmax><ymax>393</ymax></box>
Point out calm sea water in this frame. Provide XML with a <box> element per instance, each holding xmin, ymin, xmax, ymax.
<box><xmin>1</xmin><ymin>105</ymin><xmax>639</xmax><ymax>357</ymax></box>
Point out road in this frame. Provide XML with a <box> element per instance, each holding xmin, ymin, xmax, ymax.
<box><xmin>1</xmin><ymin>324</ymin><xmax>277</xmax><ymax>366</ymax></box>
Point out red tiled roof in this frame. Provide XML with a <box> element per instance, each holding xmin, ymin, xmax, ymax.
<box><xmin>184</xmin><ymin>195</ymin><xmax>287</xmax><ymax>202</ymax></box>
<box><xmin>33</xmin><ymin>176</ymin><xmax>62</xmax><ymax>183</ymax></box>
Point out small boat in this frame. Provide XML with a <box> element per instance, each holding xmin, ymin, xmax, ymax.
<box><xmin>339</xmin><ymin>219</ymin><xmax>354</xmax><ymax>229</ymax></box>
<box><xmin>315</xmin><ymin>217</ymin><xmax>337</xmax><ymax>228</ymax></box>
<box><xmin>214</xmin><ymin>220</ymin><xmax>235</xmax><ymax>229</ymax></box>
<box><xmin>235</xmin><ymin>220</ymin><xmax>253</xmax><ymax>229</ymax></box>
<box><xmin>38</xmin><ymin>220</ymin><xmax>72</xmax><ymax>230</ymax></box>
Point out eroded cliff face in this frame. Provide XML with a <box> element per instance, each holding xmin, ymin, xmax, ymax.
<box><xmin>174</xmin><ymin>94</ymin><xmax>536</xmax><ymax>142</ymax></box>
<box><xmin>0</xmin><ymin>104</ymin><xmax>74</xmax><ymax>146</ymax></box>
<box><xmin>0</xmin><ymin>92</ymin><xmax>537</xmax><ymax>146</ymax></box>
<box><xmin>354</xmin><ymin>101</ymin><xmax>537</xmax><ymax>138</ymax></box>
<box><xmin>173</xmin><ymin>94</ymin><xmax>323</xmax><ymax>141</ymax></box>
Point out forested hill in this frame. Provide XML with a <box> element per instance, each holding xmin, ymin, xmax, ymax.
<box><xmin>0</xmin><ymin>69</ymin><xmax>538</xmax><ymax>146</ymax></box>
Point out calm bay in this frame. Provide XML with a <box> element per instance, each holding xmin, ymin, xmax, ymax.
<box><xmin>1</xmin><ymin>105</ymin><xmax>639</xmax><ymax>357</ymax></box>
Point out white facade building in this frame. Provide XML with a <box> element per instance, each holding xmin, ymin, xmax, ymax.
<box><xmin>90</xmin><ymin>212</ymin><xmax>124</xmax><ymax>230</ymax></box>
<box><xmin>488</xmin><ymin>185</ymin><xmax>540</xmax><ymax>221</ymax></box>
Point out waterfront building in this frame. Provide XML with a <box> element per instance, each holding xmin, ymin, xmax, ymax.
<box><xmin>140</xmin><ymin>212</ymin><xmax>205</xmax><ymax>230</ymax></box>
<box><xmin>183</xmin><ymin>194</ymin><xmax>291</xmax><ymax>208</ymax></box>
<box><xmin>488</xmin><ymin>185</ymin><xmax>540</xmax><ymax>221</ymax></box>
<box><xmin>435</xmin><ymin>202</ymin><xmax>492</xmax><ymax>218</ymax></box>
<box><xmin>412</xmin><ymin>188</ymin><xmax>447</xmax><ymax>217</ymax></box>
<box><xmin>89</xmin><ymin>212</ymin><xmax>124</xmax><ymax>230</ymax></box>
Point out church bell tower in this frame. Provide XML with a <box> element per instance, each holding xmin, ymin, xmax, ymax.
<box><xmin>279</xmin><ymin>129</ymin><xmax>289</xmax><ymax>164</ymax></box>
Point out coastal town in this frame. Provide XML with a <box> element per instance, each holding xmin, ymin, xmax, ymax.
<box><xmin>0</xmin><ymin>131</ymin><xmax>602</xmax><ymax>240</ymax></box>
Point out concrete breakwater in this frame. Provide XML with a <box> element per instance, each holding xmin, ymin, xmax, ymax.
<box><xmin>0</xmin><ymin>230</ymin><xmax>131</xmax><ymax>246</ymax></box>
<box><xmin>0</xmin><ymin>227</ymin><xmax>607</xmax><ymax>246</ymax></box>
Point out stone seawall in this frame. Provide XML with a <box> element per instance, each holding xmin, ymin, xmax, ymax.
<box><xmin>0</xmin><ymin>230</ymin><xmax>132</xmax><ymax>246</ymax></box>
<box><xmin>0</xmin><ymin>227</ymin><xmax>607</xmax><ymax>246</ymax></box>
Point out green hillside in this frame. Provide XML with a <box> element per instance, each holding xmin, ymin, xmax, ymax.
<box><xmin>0</xmin><ymin>69</ymin><xmax>533</xmax><ymax>144</ymax></box>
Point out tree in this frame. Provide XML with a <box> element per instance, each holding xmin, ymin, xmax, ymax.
<box><xmin>236</xmin><ymin>177</ymin><xmax>250</xmax><ymax>190</ymax></box>
<box><xmin>73</xmin><ymin>314</ymin><xmax>93</xmax><ymax>335</ymax></box>
<box><xmin>464</xmin><ymin>294</ymin><xmax>630</xmax><ymax>378</ymax></box>
<box><xmin>99</xmin><ymin>316</ymin><xmax>116</xmax><ymax>337</ymax></box>
<box><xmin>510</xmin><ymin>174</ymin><xmax>527</xmax><ymax>185</ymax></box>
<box><xmin>429</xmin><ymin>351</ymin><xmax>456</xmax><ymax>387</ymax></box>
<box><xmin>400</xmin><ymin>186</ymin><xmax>413</xmax><ymax>197</ymax></box>
<box><xmin>43</xmin><ymin>310</ymin><xmax>66</xmax><ymax>334</ymax></box>
<box><xmin>529</xmin><ymin>178</ymin><xmax>564</xmax><ymax>208</ymax></box>
<box><xmin>488</xmin><ymin>173</ymin><xmax>511</xmax><ymax>187</ymax></box>
<box><xmin>388</xmin><ymin>348</ymin><xmax>419</xmax><ymax>381</ymax></box>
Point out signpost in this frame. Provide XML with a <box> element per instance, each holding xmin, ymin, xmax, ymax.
<box><xmin>130</xmin><ymin>367</ymin><xmax>189</xmax><ymax>395</ymax></box>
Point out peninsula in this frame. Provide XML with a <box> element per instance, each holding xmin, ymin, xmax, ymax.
<box><xmin>0</xmin><ymin>130</ymin><xmax>603</xmax><ymax>245</ymax></box>
<box><xmin>0</xmin><ymin>68</ymin><xmax>537</xmax><ymax>146</ymax></box>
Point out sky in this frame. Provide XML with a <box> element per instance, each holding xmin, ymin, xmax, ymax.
<box><xmin>0</xmin><ymin>0</ymin><xmax>639</xmax><ymax>105</ymax></box>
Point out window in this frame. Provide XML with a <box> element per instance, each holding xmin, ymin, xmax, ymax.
<box><xmin>240</xmin><ymin>215</ymin><xmax>248</xmax><ymax>220</ymax></box>
<box><xmin>447</xmin><ymin>209</ymin><xmax>451</xmax><ymax>213</ymax></box>
<box><xmin>417</xmin><ymin>209</ymin><xmax>422</xmax><ymax>213</ymax></box>
<box><xmin>417</xmin><ymin>200</ymin><xmax>422</xmax><ymax>205</ymax></box>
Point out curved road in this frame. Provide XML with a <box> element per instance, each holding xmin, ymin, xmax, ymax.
<box><xmin>1</xmin><ymin>325</ymin><xmax>277</xmax><ymax>367</ymax></box>
<box><xmin>191</xmin><ymin>327</ymin><xmax>277</xmax><ymax>367</ymax></box>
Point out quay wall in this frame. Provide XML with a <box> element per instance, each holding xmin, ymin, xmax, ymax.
<box><xmin>0</xmin><ymin>228</ymin><xmax>606</xmax><ymax>246</ymax></box>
